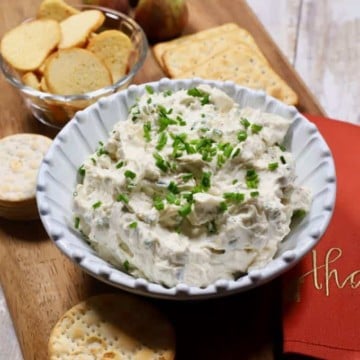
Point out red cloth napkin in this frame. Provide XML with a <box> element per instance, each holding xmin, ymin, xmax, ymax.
<box><xmin>282</xmin><ymin>115</ymin><xmax>360</xmax><ymax>359</ymax></box>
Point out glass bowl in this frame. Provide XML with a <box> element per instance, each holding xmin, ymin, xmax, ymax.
<box><xmin>0</xmin><ymin>4</ymin><xmax>148</xmax><ymax>129</ymax></box>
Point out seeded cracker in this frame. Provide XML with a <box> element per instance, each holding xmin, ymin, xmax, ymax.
<box><xmin>48</xmin><ymin>293</ymin><xmax>176</xmax><ymax>360</ymax></box>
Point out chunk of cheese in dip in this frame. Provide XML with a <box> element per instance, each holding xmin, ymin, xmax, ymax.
<box><xmin>73</xmin><ymin>85</ymin><xmax>311</xmax><ymax>287</ymax></box>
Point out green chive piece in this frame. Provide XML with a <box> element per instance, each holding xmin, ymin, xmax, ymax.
<box><xmin>232</xmin><ymin>148</ymin><xmax>240</xmax><ymax>158</ymax></box>
<box><xmin>116</xmin><ymin>161</ymin><xmax>124</xmax><ymax>169</ymax></box>
<box><xmin>91</xmin><ymin>157</ymin><xmax>96</xmax><ymax>165</ymax></box>
<box><xmin>240</xmin><ymin>118</ymin><xmax>250</xmax><ymax>129</ymax></box>
<box><xmin>292</xmin><ymin>209</ymin><xmax>307</xmax><ymax>221</ymax></box>
<box><xmin>176</xmin><ymin>115</ymin><xmax>186</xmax><ymax>126</ymax></box>
<box><xmin>280</xmin><ymin>155</ymin><xmax>287</xmax><ymax>164</ymax></box>
<box><xmin>156</xmin><ymin>132</ymin><xmax>168</xmax><ymax>150</ymax></box>
<box><xmin>268</xmin><ymin>162</ymin><xmax>279</xmax><ymax>171</ymax></box>
<box><xmin>275</xmin><ymin>142</ymin><xmax>286</xmax><ymax>151</ymax></box>
<box><xmin>218</xmin><ymin>201</ymin><xmax>228</xmax><ymax>213</ymax></box>
<box><xmin>153</xmin><ymin>152</ymin><xmax>169</xmax><ymax>172</ymax></box>
<box><xmin>147</xmin><ymin>97</ymin><xmax>152</xmax><ymax>104</ymax></box>
<box><xmin>245</xmin><ymin>169</ymin><xmax>259</xmax><ymax>189</ymax></box>
<box><xmin>250</xmin><ymin>191</ymin><xmax>259</xmax><ymax>198</ymax></box>
<box><xmin>163</xmin><ymin>90</ymin><xmax>172</xmax><ymax>97</ymax></box>
<box><xmin>166</xmin><ymin>192</ymin><xmax>178</xmax><ymax>204</ymax></box>
<box><xmin>237</xmin><ymin>130</ymin><xmax>247</xmax><ymax>142</ymax></box>
<box><xmin>78</xmin><ymin>165</ymin><xmax>86</xmax><ymax>177</ymax></box>
<box><xmin>222</xmin><ymin>143</ymin><xmax>233</xmax><ymax>158</ymax></box>
<box><xmin>187</xmin><ymin>87</ymin><xmax>210</xmax><ymax>105</ymax></box>
<box><xmin>168</xmin><ymin>181</ymin><xmax>179</xmax><ymax>194</ymax></box>
<box><xmin>92</xmin><ymin>201</ymin><xmax>102</xmax><ymax>209</ymax></box>
<box><xmin>232</xmin><ymin>179</ymin><xmax>238</xmax><ymax>185</ymax></box>
<box><xmin>129</xmin><ymin>221</ymin><xmax>138</xmax><ymax>229</ymax></box>
<box><xmin>201</xmin><ymin>172</ymin><xmax>211</xmax><ymax>190</ymax></box>
<box><xmin>123</xmin><ymin>260</ymin><xmax>130</xmax><ymax>272</ymax></box>
<box><xmin>124</xmin><ymin>170</ymin><xmax>136</xmax><ymax>180</ymax></box>
<box><xmin>182</xmin><ymin>173</ymin><xmax>193</xmax><ymax>182</ymax></box>
<box><xmin>251</xmin><ymin>123</ymin><xmax>263</xmax><ymax>134</ymax></box>
<box><xmin>116</xmin><ymin>194</ymin><xmax>129</xmax><ymax>204</ymax></box>
<box><xmin>145</xmin><ymin>85</ymin><xmax>154</xmax><ymax>94</ymax></box>
<box><xmin>223</xmin><ymin>192</ymin><xmax>245</xmax><ymax>203</ymax></box>
<box><xmin>74</xmin><ymin>217</ymin><xmax>80</xmax><ymax>229</ymax></box>
<box><xmin>178</xmin><ymin>203</ymin><xmax>192</xmax><ymax>217</ymax></box>
<box><xmin>143</xmin><ymin>121</ymin><xmax>152</xmax><ymax>142</ymax></box>
<box><xmin>154</xmin><ymin>196</ymin><xmax>165</xmax><ymax>211</ymax></box>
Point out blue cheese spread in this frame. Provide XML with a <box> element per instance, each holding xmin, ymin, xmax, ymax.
<box><xmin>73</xmin><ymin>85</ymin><xmax>311</xmax><ymax>287</ymax></box>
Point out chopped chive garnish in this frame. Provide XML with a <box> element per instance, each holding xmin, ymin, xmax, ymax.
<box><xmin>182</xmin><ymin>192</ymin><xmax>194</xmax><ymax>203</ymax></box>
<box><xmin>250</xmin><ymin>191</ymin><xmax>259</xmax><ymax>198</ymax></box>
<box><xmin>182</xmin><ymin>173</ymin><xmax>193</xmax><ymax>182</ymax></box>
<box><xmin>168</xmin><ymin>181</ymin><xmax>179</xmax><ymax>194</ymax></box>
<box><xmin>280</xmin><ymin>155</ymin><xmax>287</xmax><ymax>164</ymax></box>
<box><xmin>292</xmin><ymin>209</ymin><xmax>307</xmax><ymax>221</ymax></box>
<box><xmin>92</xmin><ymin>201</ymin><xmax>102</xmax><ymax>209</ymax></box>
<box><xmin>147</xmin><ymin>97</ymin><xmax>152</xmax><ymax>104</ymax></box>
<box><xmin>163</xmin><ymin>90</ymin><xmax>172</xmax><ymax>97</ymax></box>
<box><xmin>232</xmin><ymin>148</ymin><xmax>240</xmax><ymax>158</ymax></box>
<box><xmin>74</xmin><ymin>217</ymin><xmax>80</xmax><ymax>229</ymax></box>
<box><xmin>176</xmin><ymin>115</ymin><xmax>186</xmax><ymax>126</ymax></box>
<box><xmin>166</xmin><ymin>192</ymin><xmax>178</xmax><ymax>204</ymax></box>
<box><xmin>178</xmin><ymin>203</ymin><xmax>192</xmax><ymax>217</ymax></box>
<box><xmin>116</xmin><ymin>194</ymin><xmax>129</xmax><ymax>204</ymax></box>
<box><xmin>99</xmin><ymin>141</ymin><xmax>104</xmax><ymax>146</ymax></box>
<box><xmin>201</xmin><ymin>172</ymin><xmax>211</xmax><ymax>190</ymax></box>
<box><xmin>237</xmin><ymin>130</ymin><xmax>247</xmax><ymax>142</ymax></box>
<box><xmin>251</xmin><ymin>123</ymin><xmax>263</xmax><ymax>134</ymax></box>
<box><xmin>124</xmin><ymin>170</ymin><xmax>136</xmax><ymax>180</ymax></box>
<box><xmin>145</xmin><ymin>85</ymin><xmax>154</xmax><ymax>94</ymax></box>
<box><xmin>217</xmin><ymin>153</ymin><xmax>225</xmax><ymax>167</ymax></box>
<box><xmin>275</xmin><ymin>142</ymin><xmax>286</xmax><ymax>151</ymax></box>
<box><xmin>116</xmin><ymin>161</ymin><xmax>124</xmax><ymax>169</ymax></box>
<box><xmin>187</xmin><ymin>87</ymin><xmax>210</xmax><ymax>105</ymax></box>
<box><xmin>123</xmin><ymin>260</ymin><xmax>130</xmax><ymax>272</ymax></box>
<box><xmin>223</xmin><ymin>192</ymin><xmax>245</xmax><ymax>203</ymax></box>
<box><xmin>232</xmin><ymin>179</ymin><xmax>238</xmax><ymax>185</ymax></box>
<box><xmin>245</xmin><ymin>169</ymin><xmax>259</xmax><ymax>189</ymax></box>
<box><xmin>78</xmin><ymin>165</ymin><xmax>85</xmax><ymax>177</ymax></box>
<box><xmin>222</xmin><ymin>143</ymin><xmax>233</xmax><ymax>158</ymax></box>
<box><xmin>153</xmin><ymin>196</ymin><xmax>164</xmax><ymax>211</ymax></box>
<box><xmin>129</xmin><ymin>221</ymin><xmax>138</xmax><ymax>229</ymax></box>
<box><xmin>153</xmin><ymin>152</ymin><xmax>169</xmax><ymax>172</ymax></box>
<box><xmin>91</xmin><ymin>157</ymin><xmax>96</xmax><ymax>165</ymax></box>
<box><xmin>143</xmin><ymin>121</ymin><xmax>152</xmax><ymax>142</ymax></box>
<box><xmin>218</xmin><ymin>201</ymin><xmax>228</xmax><ymax>213</ymax></box>
<box><xmin>268</xmin><ymin>162</ymin><xmax>279</xmax><ymax>171</ymax></box>
<box><xmin>241</xmin><ymin>118</ymin><xmax>250</xmax><ymax>129</ymax></box>
<box><xmin>156</xmin><ymin>132</ymin><xmax>168</xmax><ymax>150</ymax></box>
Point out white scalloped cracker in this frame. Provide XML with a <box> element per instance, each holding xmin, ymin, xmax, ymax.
<box><xmin>48</xmin><ymin>293</ymin><xmax>176</xmax><ymax>360</ymax></box>
<box><xmin>0</xmin><ymin>133</ymin><xmax>52</xmax><ymax>203</ymax></box>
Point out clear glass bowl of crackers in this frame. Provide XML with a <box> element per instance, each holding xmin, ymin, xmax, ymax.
<box><xmin>0</xmin><ymin>0</ymin><xmax>148</xmax><ymax>129</ymax></box>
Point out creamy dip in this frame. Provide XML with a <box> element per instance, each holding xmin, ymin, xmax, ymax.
<box><xmin>73</xmin><ymin>85</ymin><xmax>311</xmax><ymax>287</ymax></box>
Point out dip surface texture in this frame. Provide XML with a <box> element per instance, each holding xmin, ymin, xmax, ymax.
<box><xmin>73</xmin><ymin>85</ymin><xmax>311</xmax><ymax>287</ymax></box>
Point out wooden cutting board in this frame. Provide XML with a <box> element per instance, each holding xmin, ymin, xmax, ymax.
<box><xmin>0</xmin><ymin>1</ymin><xmax>325</xmax><ymax>359</ymax></box>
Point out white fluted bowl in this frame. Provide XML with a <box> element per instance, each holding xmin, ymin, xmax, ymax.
<box><xmin>36</xmin><ymin>78</ymin><xmax>336</xmax><ymax>300</ymax></box>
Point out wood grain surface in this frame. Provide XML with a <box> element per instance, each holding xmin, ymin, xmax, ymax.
<box><xmin>0</xmin><ymin>0</ymin><xmax>357</xmax><ymax>359</ymax></box>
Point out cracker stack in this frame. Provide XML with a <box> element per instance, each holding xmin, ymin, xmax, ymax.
<box><xmin>153</xmin><ymin>23</ymin><xmax>298</xmax><ymax>106</ymax></box>
<box><xmin>48</xmin><ymin>293</ymin><xmax>176</xmax><ymax>360</ymax></box>
<box><xmin>0</xmin><ymin>134</ymin><xmax>52</xmax><ymax>221</ymax></box>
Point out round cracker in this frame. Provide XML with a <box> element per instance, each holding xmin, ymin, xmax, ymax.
<box><xmin>37</xmin><ymin>0</ymin><xmax>79</xmax><ymax>22</ymax></box>
<box><xmin>45</xmin><ymin>48</ymin><xmax>112</xmax><ymax>95</ymax></box>
<box><xmin>48</xmin><ymin>293</ymin><xmax>176</xmax><ymax>360</ymax></box>
<box><xmin>59</xmin><ymin>10</ymin><xmax>105</xmax><ymax>49</ymax></box>
<box><xmin>0</xmin><ymin>133</ymin><xmax>52</xmax><ymax>203</ymax></box>
<box><xmin>87</xmin><ymin>30</ymin><xmax>133</xmax><ymax>83</ymax></box>
<box><xmin>22</xmin><ymin>72</ymin><xmax>41</xmax><ymax>90</ymax></box>
<box><xmin>0</xmin><ymin>19</ymin><xmax>60</xmax><ymax>71</ymax></box>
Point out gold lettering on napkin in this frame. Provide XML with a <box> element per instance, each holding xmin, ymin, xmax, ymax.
<box><xmin>289</xmin><ymin>248</ymin><xmax>360</xmax><ymax>302</ymax></box>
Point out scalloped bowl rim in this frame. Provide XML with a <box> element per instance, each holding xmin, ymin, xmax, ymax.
<box><xmin>36</xmin><ymin>78</ymin><xmax>336</xmax><ymax>300</ymax></box>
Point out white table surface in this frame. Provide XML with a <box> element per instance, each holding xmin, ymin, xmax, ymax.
<box><xmin>0</xmin><ymin>1</ymin><xmax>359</xmax><ymax>359</ymax></box>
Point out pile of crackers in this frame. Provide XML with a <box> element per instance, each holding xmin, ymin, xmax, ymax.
<box><xmin>154</xmin><ymin>23</ymin><xmax>298</xmax><ymax>106</ymax></box>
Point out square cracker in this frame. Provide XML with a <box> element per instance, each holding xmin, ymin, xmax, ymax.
<box><xmin>162</xmin><ymin>27</ymin><xmax>268</xmax><ymax>78</ymax></box>
<box><xmin>153</xmin><ymin>22</ymin><xmax>240</xmax><ymax>69</ymax></box>
<box><xmin>176</xmin><ymin>45</ymin><xmax>298</xmax><ymax>105</ymax></box>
